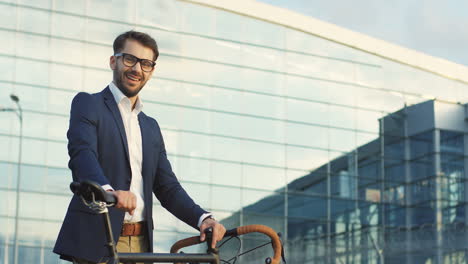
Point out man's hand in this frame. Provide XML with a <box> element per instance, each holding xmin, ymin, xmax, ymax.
<box><xmin>199</xmin><ymin>217</ymin><xmax>226</xmax><ymax>249</ymax></box>
<box><xmin>111</xmin><ymin>190</ymin><xmax>136</xmax><ymax>215</ymax></box>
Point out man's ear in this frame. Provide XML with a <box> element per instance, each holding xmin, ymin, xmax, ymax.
<box><xmin>109</xmin><ymin>55</ymin><xmax>116</xmax><ymax>70</ymax></box>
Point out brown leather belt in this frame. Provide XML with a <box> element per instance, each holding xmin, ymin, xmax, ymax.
<box><xmin>121</xmin><ymin>221</ymin><xmax>146</xmax><ymax>236</ymax></box>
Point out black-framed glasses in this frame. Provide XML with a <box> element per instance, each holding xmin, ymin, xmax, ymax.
<box><xmin>114</xmin><ymin>53</ymin><xmax>156</xmax><ymax>72</ymax></box>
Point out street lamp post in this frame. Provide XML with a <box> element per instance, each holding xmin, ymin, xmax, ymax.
<box><xmin>1</xmin><ymin>94</ymin><xmax>23</xmax><ymax>264</ymax></box>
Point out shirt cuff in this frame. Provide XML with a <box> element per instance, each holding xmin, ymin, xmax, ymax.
<box><xmin>101</xmin><ymin>184</ymin><xmax>114</xmax><ymax>191</ymax></box>
<box><xmin>197</xmin><ymin>212</ymin><xmax>213</xmax><ymax>228</ymax></box>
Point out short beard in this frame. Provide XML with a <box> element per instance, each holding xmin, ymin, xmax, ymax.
<box><xmin>113</xmin><ymin>68</ymin><xmax>146</xmax><ymax>98</ymax></box>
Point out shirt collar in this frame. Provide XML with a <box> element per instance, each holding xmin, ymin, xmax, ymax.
<box><xmin>109</xmin><ymin>82</ymin><xmax>143</xmax><ymax>113</ymax></box>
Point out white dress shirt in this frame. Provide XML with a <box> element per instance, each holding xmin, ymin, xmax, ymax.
<box><xmin>106</xmin><ymin>82</ymin><xmax>212</xmax><ymax>227</ymax></box>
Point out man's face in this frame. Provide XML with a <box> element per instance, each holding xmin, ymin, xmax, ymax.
<box><xmin>110</xmin><ymin>39</ymin><xmax>155</xmax><ymax>98</ymax></box>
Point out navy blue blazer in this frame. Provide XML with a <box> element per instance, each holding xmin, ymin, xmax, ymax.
<box><xmin>53</xmin><ymin>87</ymin><xmax>207</xmax><ymax>263</ymax></box>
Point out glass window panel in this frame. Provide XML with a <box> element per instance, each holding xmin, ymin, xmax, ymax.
<box><xmin>0</xmin><ymin>30</ymin><xmax>15</xmax><ymax>55</ymax></box>
<box><xmin>243</xmin><ymin>18</ymin><xmax>284</xmax><ymax>49</ymax></box>
<box><xmin>52</xmin><ymin>13</ymin><xmax>85</xmax><ymax>39</ymax></box>
<box><xmin>152</xmin><ymin>203</ymin><xmax>177</xmax><ymax>233</ymax></box>
<box><xmin>410</xmin><ymin>155</ymin><xmax>435</xmax><ymax>180</ymax></box>
<box><xmin>53</xmin><ymin>0</ymin><xmax>86</xmax><ymax>15</ymax></box>
<box><xmin>0</xmin><ymin>57</ymin><xmax>15</xmax><ymax>81</ymax></box>
<box><xmin>20</xmin><ymin>164</ymin><xmax>46</xmax><ymax>192</ymax></box>
<box><xmin>210</xmin><ymin>136</ymin><xmax>241</xmax><ymax>163</ymax></box>
<box><xmin>0</xmin><ymin>135</ymin><xmax>19</xmax><ymax>163</ymax></box>
<box><xmin>241</xmin><ymin>92</ymin><xmax>285</xmax><ymax>119</ymax></box>
<box><xmin>411</xmin><ymin>201</ymin><xmax>435</xmax><ymax>225</ymax></box>
<box><xmin>242</xmin><ymin>140</ymin><xmax>284</xmax><ymax>167</ymax></box>
<box><xmin>441</xmin><ymin>153</ymin><xmax>464</xmax><ymax>179</ymax></box>
<box><xmin>19</xmin><ymin>192</ymin><xmax>44</xmax><ymax>219</ymax></box>
<box><xmin>0</xmin><ymin>190</ymin><xmax>16</xmax><ymax>216</ymax></box>
<box><xmin>289</xmin><ymin>193</ymin><xmax>326</xmax><ymax>220</ymax></box>
<box><xmin>88</xmin><ymin>0</ymin><xmax>136</xmax><ymax>24</ymax></box>
<box><xmin>356</xmin><ymin>87</ymin><xmax>405</xmax><ymax>112</ymax></box>
<box><xmin>356</xmin><ymin>132</ymin><xmax>378</xmax><ymax>149</ymax></box>
<box><xmin>180</xmin><ymin>34</ymin><xmax>241</xmax><ymax>64</ymax></box>
<box><xmin>0</xmin><ymin>162</ymin><xmax>17</xmax><ymax>189</ymax></box>
<box><xmin>22</xmin><ymin>138</ymin><xmax>47</xmax><ymax>165</ymax></box>
<box><xmin>14</xmin><ymin>84</ymin><xmax>48</xmax><ymax>113</ymax></box>
<box><xmin>0</xmin><ymin>4</ymin><xmax>16</xmax><ymax>30</ymax></box>
<box><xmin>211</xmin><ymin>161</ymin><xmax>241</xmax><ymax>187</ymax></box>
<box><xmin>15</xmin><ymin>59</ymin><xmax>50</xmax><ymax>87</ymax></box>
<box><xmin>83</xmin><ymin>68</ymin><xmax>109</xmax><ymax>92</ymax></box>
<box><xmin>330</xmin><ymin>198</ymin><xmax>357</xmax><ymax>220</ymax></box>
<box><xmin>18</xmin><ymin>7</ymin><xmax>50</xmax><ymax>34</ymax></box>
<box><xmin>152</xmin><ymin>231</ymin><xmax>180</xmax><ymax>253</ymax></box>
<box><xmin>176</xmin><ymin>156</ymin><xmax>210</xmax><ymax>183</ymax></box>
<box><xmin>211</xmin><ymin>88</ymin><xmax>241</xmax><ymax>114</ymax></box>
<box><xmin>46</xmin><ymin>141</ymin><xmax>68</xmax><ymax>167</ymax></box>
<box><xmin>46</xmin><ymin>113</ymin><xmax>70</xmax><ymax>140</ymax></box>
<box><xmin>177</xmin><ymin>107</ymin><xmax>210</xmax><ymax>133</ymax></box>
<box><xmin>285</xmin><ymin>76</ymin><xmax>356</xmax><ymax>106</ymax></box>
<box><xmin>23</xmin><ymin>112</ymin><xmax>48</xmax><ymax>139</ymax></box>
<box><xmin>214</xmin><ymin>9</ymin><xmax>245</xmax><ymax>42</ymax></box>
<box><xmin>45</xmin><ymin>167</ymin><xmax>71</xmax><ymax>194</ymax></box>
<box><xmin>286</xmin><ymin>123</ymin><xmax>328</xmax><ymax>149</ymax></box>
<box><xmin>86</xmin><ymin>19</ymin><xmax>125</xmax><ymax>46</ymax></box>
<box><xmin>180</xmin><ymin>2</ymin><xmax>215</xmax><ymax>35</ymax></box>
<box><xmin>43</xmin><ymin>194</ymin><xmax>70</xmax><ymax>221</ymax></box>
<box><xmin>50</xmin><ymin>38</ymin><xmax>83</xmax><ymax>65</ymax></box>
<box><xmin>355</xmin><ymin>64</ymin><xmax>384</xmax><ymax>88</ymax></box>
<box><xmin>84</xmin><ymin>42</ymin><xmax>110</xmax><ymax>71</ymax></box>
<box><xmin>0</xmin><ymin>107</ymin><xmax>16</xmax><ymax>135</ymax></box>
<box><xmin>242</xmin><ymin>45</ymin><xmax>283</xmax><ymax>72</ymax></box>
<box><xmin>242</xmin><ymin>189</ymin><xmax>284</xmax><ymax>217</ymax></box>
<box><xmin>17</xmin><ymin>219</ymin><xmax>44</xmax><ymax>245</ymax></box>
<box><xmin>287</xmin><ymin>99</ymin><xmax>328</xmax><ymax>126</ymax></box>
<box><xmin>410</xmin><ymin>131</ymin><xmax>434</xmax><ymax>159</ymax></box>
<box><xmin>329</xmin><ymin>105</ymin><xmax>355</xmax><ymax>130</ymax></box>
<box><xmin>50</xmin><ymin>64</ymin><xmax>84</xmax><ymax>91</ymax></box>
<box><xmin>0</xmin><ymin>216</ymin><xmax>15</xmax><ymax>244</ymax></box>
<box><xmin>329</xmin><ymin>129</ymin><xmax>356</xmax><ymax>152</ymax></box>
<box><xmin>18</xmin><ymin>245</ymin><xmax>42</xmax><ymax>263</ymax></box>
<box><xmin>143</xmin><ymin>28</ymin><xmax>181</xmax><ymax>55</ymax></box>
<box><xmin>182</xmin><ymin>182</ymin><xmax>210</xmax><ymax>211</ymax></box>
<box><xmin>440</xmin><ymin>130</ymin><xmax>464</xmax><ymax>154</ymax></box>
<box><xmin>242</xmin><ymin>67</ymin><xmax>284</xmax><ymax>95</ymax></box>
<box><xmin>211</xmin><ymin>186</ymin><xmax>241</xmax><ymax>212</ymax></box>
<box><xmin>242</xmin><ymin>117</ymin><xmax>284</xmax><ymax>143</ymax></box>
<box><xmin>137</xmin><ymin>0</ymin><xmax>179</xmax><ymax>29</ymax></box>
<box><xmin>242</xmin><ymin>165</ymin><xmax>285</xmax><ymax>191</ymax></box>
<box><xmin>286</xmin><ymin>146</ymin><xmax>330</xmax><ymax>171</ymax></box>
<box><xmin>356</xmin><ymin>109</ymin><xmax>382</xmax><ymax>134</ymax></box>
<box><xmin>211</xmin><ymin>112</ymin><xmax>242</xmax><ymax>138</ymax></box>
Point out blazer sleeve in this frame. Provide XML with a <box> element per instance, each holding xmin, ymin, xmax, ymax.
<box><xmin>152</xmin><ymin>122</ymin><xmax>207</xmax><ymax>229</ymax></box>
<box><xmin>67</xmin><ymin>92</ymin><xmax>109</xmax><ymax>186</ymax></box>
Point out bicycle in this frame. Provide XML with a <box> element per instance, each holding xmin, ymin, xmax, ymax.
<box><xmin>70</xmin><ymin>180</ymin><xmax>286</xmax><ymax>264</ymax></box>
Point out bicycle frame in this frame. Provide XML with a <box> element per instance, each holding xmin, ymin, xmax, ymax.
<box><xmin>70</xmin><ymin>180</ymin><xmax>284</xmax><ymax>264</ymax></box>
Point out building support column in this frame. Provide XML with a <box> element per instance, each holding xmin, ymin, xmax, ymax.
<box><xmin>434</xmin><ymin>130</ymin><xmax>443</xmax><ymax>264</ymax></box>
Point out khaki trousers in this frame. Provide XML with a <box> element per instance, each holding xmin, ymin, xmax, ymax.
<box><xmin>72</xmin><ymin>235</ymin><xmax>149</xmax><ymax>264</ymax></box>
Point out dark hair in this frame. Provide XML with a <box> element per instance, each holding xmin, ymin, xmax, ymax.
<box><xmin>113</xmin><ymin>30</ymin><xmax>159</xmax><ymax>61</ymax></box>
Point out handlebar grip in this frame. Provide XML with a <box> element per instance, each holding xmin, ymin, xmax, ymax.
<box><xmin>69</xmin><ymin>180</ymin><xmax>116</xmax><ymax>205</ymax></box>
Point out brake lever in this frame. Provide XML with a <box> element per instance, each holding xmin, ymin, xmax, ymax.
<box><xmin>204</xmin><ymin>227</ymin><xmax>219</xmax><ymax>254</ymax></box>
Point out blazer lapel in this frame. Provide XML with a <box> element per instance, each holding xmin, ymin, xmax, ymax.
<box><xmin>138</xmin><ymin>113</ymin><xmax>153</xmax><ymax>201</ymax></box>
<box><xmin>102</xmin><ymin>87</ymin><xmax>130</xmax><ymax>164</ymax></box>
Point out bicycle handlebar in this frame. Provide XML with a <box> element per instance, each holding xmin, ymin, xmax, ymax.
<box><xmin>170</xmin><ymin>224</ymin><xmax>282</xmax><ymax>264</ymax></box>
<box><xmin>70</xmin><ymin>180</ymin><xmax>116</xmax><ymax>205</ymax></box>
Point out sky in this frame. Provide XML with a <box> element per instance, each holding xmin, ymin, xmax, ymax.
<box><xmin>257</xmin><ymin>0</ymin><xmax>468</xmax><ymax>67</ymax></box>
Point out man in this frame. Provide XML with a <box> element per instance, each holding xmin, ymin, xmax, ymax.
<box><xmin>54</xmin><ymin>30</ymin><xmax>226</xmax><ymax>263</ymax></box>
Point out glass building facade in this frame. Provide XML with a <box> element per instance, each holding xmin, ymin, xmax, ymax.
<box><xmin>0</xmin><ymin>0</ymin><xmax>468</xmax><ymax>263</ymax></box>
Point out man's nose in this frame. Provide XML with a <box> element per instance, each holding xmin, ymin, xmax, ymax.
<box><xmin>132</xmin><ymin>61</ymin><xmax>142</xmax><ymax>73</ymax></box>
